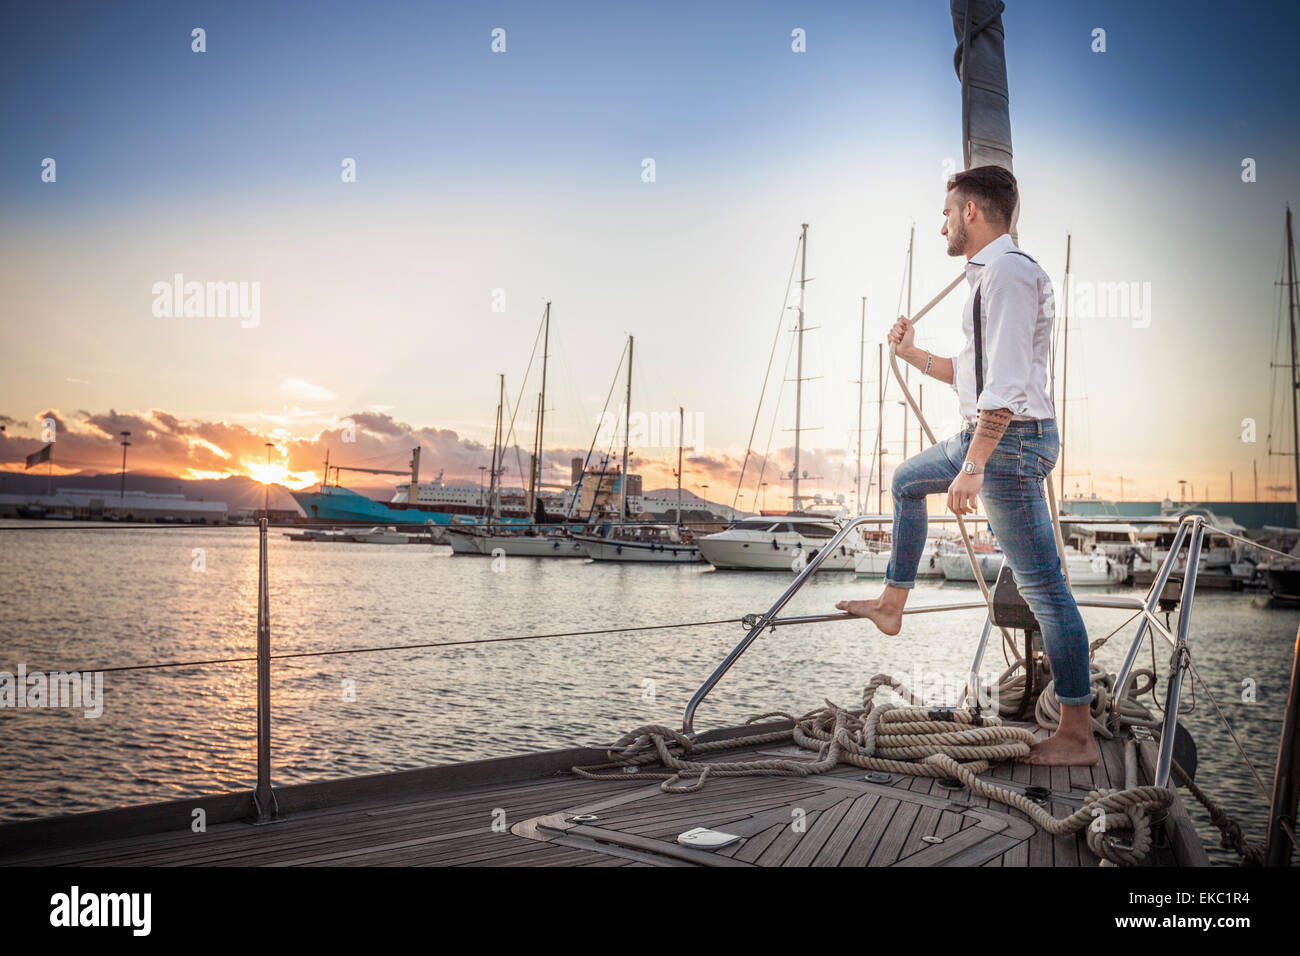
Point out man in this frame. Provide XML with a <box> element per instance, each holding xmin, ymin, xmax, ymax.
<box><xmin>836</xmin><ymin>165</ymin><xmax>1097</xmax><ymax>767</ymax></box>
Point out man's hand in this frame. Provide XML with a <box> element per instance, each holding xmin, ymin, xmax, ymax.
<box><xmin>887</xmin><ymin>315</ymin><xmax>915</xmax><ymax>354</ymax></box>
<box><xmin>947</xmin><ymin>470</ymin><xmax>983</xmax><ymax>515</ymax></box>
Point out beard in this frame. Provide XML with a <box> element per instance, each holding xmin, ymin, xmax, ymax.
<box><xmin>946</xmin><ymin>217</ymin><xmax>967</xmax><ymax>257</ymax></box>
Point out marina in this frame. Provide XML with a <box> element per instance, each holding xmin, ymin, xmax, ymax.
<box><xmin>1</xmin><ymin>513</ymin><xmax>1298</xmax><ymax>872</ymax></box>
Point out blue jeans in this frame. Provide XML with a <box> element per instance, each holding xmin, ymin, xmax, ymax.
<box><xmin>884</xmin><ymin>418</ymin><xmax>1093</xmax><ymax>706</ymax></box>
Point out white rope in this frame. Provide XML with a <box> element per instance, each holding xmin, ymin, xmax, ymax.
<box><xmin>573</xmin><ymin>672</ymin><xmax>1174</xmax><ymax>865</ymax></box>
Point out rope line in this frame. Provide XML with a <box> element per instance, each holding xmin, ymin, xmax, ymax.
<box><xmin>14</xmin><ymin>617</ymin><xmax>743</xmax><ymax>675</ymax></box>
<box><xmin>1204</xmin><ymin>524</ymin><xmax>1299</xmax><ymax>563</ymax></box>
<box><xmin>1171</xmin><ymin>760</ymin><xmax>1266</xmax><ymax>866</ymax></box>
<box><xmin>1184</xmin><ymin>650</ymin><xmax>1273</xmax><ymax>800</ymax></box>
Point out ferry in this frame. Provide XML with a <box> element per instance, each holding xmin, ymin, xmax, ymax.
<box><xmin>291</xmin><ymin>472</ymin><xmax>566</xmax><ymax>527</ymax></box>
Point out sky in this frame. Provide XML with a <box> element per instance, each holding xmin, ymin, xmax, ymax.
<box><xmin>2</xmin><ymin>0</ymin><xmax>1299</xmax><ymax>510</ymax></box>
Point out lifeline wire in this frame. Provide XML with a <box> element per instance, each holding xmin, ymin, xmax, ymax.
<box><xmin>19</xmin><ymin>617</ymin><xmax>744</xmax><ymax>676</ymax></box>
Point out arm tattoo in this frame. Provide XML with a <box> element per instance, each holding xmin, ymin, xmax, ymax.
<box><xmin>973</xmin><ymin>408</ymin><xmax>1013</xmax><ymax>444</ymax></box>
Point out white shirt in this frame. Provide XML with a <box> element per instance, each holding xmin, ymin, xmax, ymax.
<box><xmin>950</xmin><ymin>233</ymin><xmax>1057</xmax><ymax>427</ymax></box>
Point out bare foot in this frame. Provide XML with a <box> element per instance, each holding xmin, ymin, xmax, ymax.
<box><xmin>835</xmin><ymin>598</ymin><xmax>902</xmax><ymax>636</ymax></box>
<box><xmin>1017</xmin><ymin>733</ymin><xmax>1100</xmax><ymax>767</ymax></box>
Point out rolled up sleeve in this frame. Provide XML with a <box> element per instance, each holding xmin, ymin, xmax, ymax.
<box><xmin>976</xmin><ymin>264</ymin><xmax>1038</xmax><ymax>415</ymax></box>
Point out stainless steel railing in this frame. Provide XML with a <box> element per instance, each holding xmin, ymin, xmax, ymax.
<box><xmin>681</xmin><ymin>512</ymin><xmax>1204</xmax><ymax>789</ymax></box>
<box><xmin>254</xmin><ymin>517</ymin><xmax>279</xmax><ymax>823</ymax></box>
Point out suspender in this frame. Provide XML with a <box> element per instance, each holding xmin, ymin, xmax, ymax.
<box><xmin>972</xmin><ymin>248</ymin><xmax>1036</xmax><ymax>400</ymax></box>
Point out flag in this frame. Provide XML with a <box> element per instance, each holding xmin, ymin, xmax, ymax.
<box><xmin>25</xmin><ymin>443</ymin><xmax>52</xmax><ymax>469</ymax></box>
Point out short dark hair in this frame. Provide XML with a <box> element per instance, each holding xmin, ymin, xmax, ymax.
<box><xmin>946</xmin><ymin>165</ymin><xmax>1018</xmax><ymax>228</ymax></box>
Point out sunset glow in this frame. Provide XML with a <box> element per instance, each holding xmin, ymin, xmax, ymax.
<box><xmin>243</xmin><ymin>460</ymin><xmax>320</xmax><ymax>490</ymax></box>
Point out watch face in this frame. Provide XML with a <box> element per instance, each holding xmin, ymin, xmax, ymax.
<box><xmin>963</xmin><ymin>462</ymin><xmax>975</xmax><ymax>474</ymax></box>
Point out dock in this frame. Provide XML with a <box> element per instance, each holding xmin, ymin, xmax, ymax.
<box><xmin>0</xmin><ymin>721</ymin><xmax>1208</xmax><ymax>867</ymax></box>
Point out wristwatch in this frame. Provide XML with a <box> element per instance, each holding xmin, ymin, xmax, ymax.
<box><xmin>961</xmin><ymin>460</ymin><xmax>980</xmax><ymax>476</ymax></box>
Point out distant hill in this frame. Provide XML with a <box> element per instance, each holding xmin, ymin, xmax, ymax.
<box><xmin>0</xmin><ymin>471</ymin><xmax>304</xmax><ymax>513</ymax></box>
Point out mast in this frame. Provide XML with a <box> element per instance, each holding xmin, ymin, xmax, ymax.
<box><xmin>1059</xmin><ymin>233</ymin><xmax>1072</xmax><ymax>505</ymax></box>
<box><xmin>677</xmin><ymin>405</ymin><xmax>684</xmax><ymax>525</ymax></box>
<box><xmin>322</xmin><ymin>448</ymin><xmax>329</xmax><ymax>490</ymax></box>
<box><xmin>953</xmin><ymin>0</ymin><xmax>1013</xmax><ymax>172</ymax></box>
<box><xmin>489</xmin><ymin>374</ymin><xmax>504</xmax><ymax>527</ymax></box>
<box><xmin>856</xmin><ymin>297</ymin><xmax>866</xmax><ymax>512</ymax></box>
<box><xmin>1283</xmin><ymin>206</ymin><xmax>1300</xmax><ymax>530</ymax></box>
<box><xmin>1268</xmin><ymin>206</ymin><xmax>1300</xmax><ymax>868</ymax></box>
<box><xmin>529</xmin><ymin>392</ymin><xmax>542</xmax><ymax>517</ymax></box>
<box><xmin>620</xmin><ymin>335</ymin><xmax>633</xmax><ymax>525</ymax></box>
<box><xmin>792</xmin><ymin>223</ymin><xmax>808</xmax><ymax>511</ymax></box>
<box><xmin>903</xmin><ymin>225</ymin><xmax>914</xmax><ymax>459</ymax></box>
<box><xmin>528</xmin><ymin>301</ymin><xmax>550</xmax><ymax>515</ymax></box>
<box><xmin>527</xmin><ymin>409</ymin><xmax>538</xmax><ymax>513</ymax></box>
<box><xmin>876</xmin><ymin>343</ymin><xmax>884</xmax><ymax>514</ymax></box>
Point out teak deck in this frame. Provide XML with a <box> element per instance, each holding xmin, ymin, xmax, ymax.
<box><xmin>0</xmin><ymin>722</ymin><xmax>1210</xmax><ymax>867</ymax></box>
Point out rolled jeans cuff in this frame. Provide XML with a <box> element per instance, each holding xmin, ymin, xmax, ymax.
<box><xmin>883</xmin><ymin>577</ymin><xmax>916</xmax><ymax>590</ymax></box>
<box><xmin>1054</xmin><ymin>690</ymin><xmax>1094</xmax><ymax>707</ymax></box>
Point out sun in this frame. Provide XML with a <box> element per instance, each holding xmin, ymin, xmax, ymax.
<box><xmin>245</xmin><ymin>459</ymin><xmax>318</xmax><ymax>490</ymax></box>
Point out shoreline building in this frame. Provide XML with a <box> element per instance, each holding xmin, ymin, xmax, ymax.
<box><xmin>0</xmin><ymin>488</ymin><xmax>228</xmax><ymax>523</ymax></box>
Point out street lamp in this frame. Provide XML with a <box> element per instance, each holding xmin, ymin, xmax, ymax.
<box><xmin>264</xmin><ymin>442</ymin><xmax>275</xmax><ymax>516</ymax></box>
<box><xmin>119</xmin><ymin>431</ymin><xmax>131</xmax><ymax>500</ymax></box>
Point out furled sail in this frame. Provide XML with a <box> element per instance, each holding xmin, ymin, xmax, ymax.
<box><xmin>951</xmin><ymin>0</ymin><xmax>1013</xmax><ymax>173</ymax></box>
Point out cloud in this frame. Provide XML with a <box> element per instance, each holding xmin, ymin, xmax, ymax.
<box><xmin>0</xmin><ymin>405</ymin><xmax>867</xmax><ymax>505</ymax></box>
<box><xmin>280</xmin><ymin>378</ymin><xmax>337</xmax><ymax>402</ymax></box>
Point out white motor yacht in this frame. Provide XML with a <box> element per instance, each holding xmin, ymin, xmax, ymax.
<box><xmin>1061</xmin><ymin>521</ymin><xmax>1142</xmax><ymax>562</ymax></box>
<box><xmin>352</xmin><ymin>526</ymin><xmax>410</xmax><ymax>544</ymax></box>
<box><xmin>939</xmin><ymin>545</ymin><xmax>1005</xmax><ymax>582</ymax></box>
<box><xmin>854</xmin><ymin>535</ymin><xmax>947</xmax><ymax>578</ymax></box>
<box><xmin>696</xmin><ymin>514</ymin><xmax>871</xmax><ymax>571</ymax></box>
<box><xmin>1062</xmin><ymin>546</ymin><xmax>1129</xmax><ymax>586</ymax></box>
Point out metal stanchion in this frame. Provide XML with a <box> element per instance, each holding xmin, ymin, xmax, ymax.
<box><xmin>252</xmin><ymin>517</ymin><xmax>280</xmax><ymax>823</ymax></box>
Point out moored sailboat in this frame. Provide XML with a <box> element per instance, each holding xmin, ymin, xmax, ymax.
<box><xmin>1256</xmin><ymin>206</ymin><xmax>1300</xmax><ymax>600</ymax></box>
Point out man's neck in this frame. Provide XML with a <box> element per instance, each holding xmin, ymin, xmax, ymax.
<box><xmin>964</xmin><ymin>230</ymin><xmax>1008</xmax><ymax>262</ymax></box>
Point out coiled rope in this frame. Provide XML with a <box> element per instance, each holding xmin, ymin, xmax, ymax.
<box><xmin>992</xmin><ymin>661</ymin><xmax>1161</xmax><ymax>738</ymax></box>
<box><xmin>572</xmin><ymin>672</ymin><xmax>1174</xmax><ymax>866</ymax></box>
